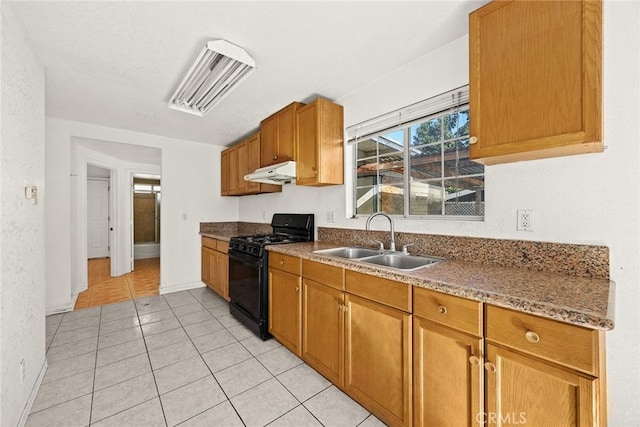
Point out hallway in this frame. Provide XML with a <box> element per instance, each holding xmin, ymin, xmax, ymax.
<box><xmin>75</xmin><ymin>258</ymin><xmax>160</xmax><ymax>309</ymax></box>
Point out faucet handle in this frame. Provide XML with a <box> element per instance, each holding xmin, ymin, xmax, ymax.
<box><xmin>371</xmin><ymin>240</ymin><xmax>385</xmax><ymax>251</ymax></box>
<box><xmin>401</xmin><ymin>243</ymin><xmax>414</xmax><ymax>254</ymax></box>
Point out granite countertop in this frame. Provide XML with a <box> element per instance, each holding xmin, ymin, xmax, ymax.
<box><xmin>200</xmin><ymin>232</ymin><xmax>235</xmax><ymax>242</ymax></box>
<box><xmin>266</xmin><ymin>241</ymin><xmax>615</xmax><ymax>331</ymax></box>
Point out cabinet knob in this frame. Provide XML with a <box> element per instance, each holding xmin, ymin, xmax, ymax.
<box><xmin>469</xmin><ymin>136</ymin><xmax>478</xmax><ymax>145</ymax></box>
<box><xmin>273</xmin><ymin>155</ymin><xmax>278</xmax><ymax>160</ymax></box>
<box><xmin>525</xmin><ymin>330</ymin><xmax>540</xmax><ymax>343</ymax></box>
<box><xmin>437</xmin><ymin>305</ymin><xmax>447</xmax><ymax>315</ymax></box>
<box><xmin>484</xmin><ymin>362</ymin><xmax>497</xmax><ymax>373</ymax></box>
<box><xmin>279</xmin><ymin>260</ymin><xmax>284</xmax><ymax>265</ymax></box>
<box><xmin>469</xmin><ymin>355</ymin><xmax>482</xmax><ymax>366</ymax></box>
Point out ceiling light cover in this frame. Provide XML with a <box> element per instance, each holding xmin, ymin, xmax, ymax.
<box><xmin>169</xmin><ymin>40</ymin><xmax>256</xmax><ymax>116</ymax></box>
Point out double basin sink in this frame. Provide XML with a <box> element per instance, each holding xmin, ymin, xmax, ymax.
<box><xmin>313</xmin><ymin>246</ymin><xmax>442</xmax><ymax>271</ymax></box>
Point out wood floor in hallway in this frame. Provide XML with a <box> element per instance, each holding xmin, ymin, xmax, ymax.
<box><xmin>75</xmin><ymin>257</ymin><xmax>160</xmax><ymax>309</ymax></box>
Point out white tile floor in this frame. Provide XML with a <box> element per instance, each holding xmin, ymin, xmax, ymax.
<box><xmin>32</xmin><ymin>287</ymin><xmax>386</xmax><ymax>426</ymax></box>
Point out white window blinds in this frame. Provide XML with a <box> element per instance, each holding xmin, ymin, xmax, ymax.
<box><xmin>347</xmin><ymin>86</ymin><xmax>470</xmax><ymax>142</ymax></box>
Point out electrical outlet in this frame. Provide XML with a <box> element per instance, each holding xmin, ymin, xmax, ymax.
<box><xmin>517</xmin><ymin>209</ymin><xmax>534</xmax><ymax>231</ymax></box>
<box><xmin>20</xmin><ymin>359</ymin><xmax>25</xmax><ymax>384</ymax></box>
<box><xmin>326</xmin><ymin>210</ymin><xmax>335</xmax><ymax>223</ymax></box>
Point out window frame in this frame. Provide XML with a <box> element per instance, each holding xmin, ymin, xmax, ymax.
<box><xmin>349</xmin><ymin>86</ymin><xmax>484</xmax><ymax>220</ymax></box>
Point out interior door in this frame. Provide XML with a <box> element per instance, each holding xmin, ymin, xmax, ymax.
<box><xmin>87</xmin><ymin>179</ymin><xmax>110</xmax><ymax>258</ymax></box>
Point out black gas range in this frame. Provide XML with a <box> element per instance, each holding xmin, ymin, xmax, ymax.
<box><xmin>227</xmin><ymin>213</ymin><xmax>314</xmax><ymax>339</ymax></box>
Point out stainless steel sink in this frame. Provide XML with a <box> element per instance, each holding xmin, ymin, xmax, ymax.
<box><xmin>359</xmin><ymin>253</ymin><xmax>442</xmax><ymax>271</ymax></box>
<box><xmin>313</xmin><ymin>247</ymin><xmax>382</xmax><ymax>259</ymax></box>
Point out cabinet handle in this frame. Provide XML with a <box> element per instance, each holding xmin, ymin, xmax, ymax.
<box><xmin>273</xmin><ymin>155</ymin><xmax>278</xmax><ymax>160</ymax></box>
<box><xmin>525</xmin><ymin>330</ymin><xmax>540</xmax><ymax>343</ymax></box>
<box><xmin>469</xmin><ymin>356</ymin><xmax>482</xmax><ymax>366</ymax></box>
<box><xmin>437</xmin><ymin>305</ymin><xmax>447</xmax><ymax>315</ymax></box>
<box><xmin>295</xmin><ymin>286</ymin><xmax>299</xmax><ymax>292</ymax></box>
<box><xmin>484</xmin><ymin>362</ymin><xmax>497</xmax><ymax>373</ymax></box>
<box><xmin>469</xmin><ymin>136</ymin><xmax>478</xmax><ymax>145</ymax></box>
<box><xmin>279</xmin><ymin>260</ymin><xmax>285</xmax><ymax>265</ymax></box>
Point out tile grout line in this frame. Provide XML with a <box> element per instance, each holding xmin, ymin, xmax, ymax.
<box><xmin>87</xmin><ymin>305</ymin><xmax>103</xmax><ymax>426</ymax></box>
<box><xmin>135</xmin><ymin>294</ymin><xmax>170</xmax><ymax>427</ymax></box>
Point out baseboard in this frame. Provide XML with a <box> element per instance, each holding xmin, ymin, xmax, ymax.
<box><xmin>45</xmin><ymin>296</ymin><xmax>76</xmax><ymax>315</ymax></box>
<box><xmin>159</xmin><ymin>281</ymin><xmax>205</xmax><ymax>295</ymax></box>
<box><xmin>17</xmin><ymin>359</ymin><xmax>47</xmax><ymax>427</ymax></box>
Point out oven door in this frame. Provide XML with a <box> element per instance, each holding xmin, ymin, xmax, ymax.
<box><xmin>227</xmin><ymin>250</ymin><xmax>264</xmax><ymax>325</ymax></box>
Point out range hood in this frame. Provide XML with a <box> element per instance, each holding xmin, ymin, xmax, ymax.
<box><xmin>244</xmin><ymin>161</ymin><xmax>296</xmax><ymax>185</ymax></box>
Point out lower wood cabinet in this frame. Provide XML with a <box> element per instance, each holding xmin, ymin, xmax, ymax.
<box><xmin>266</xmin><ymin>256</ymin><xmax>608</xmax><ymax>427</ymax></box>
<box><xmin>268</xmin><ymin>253</ymin><xmax>302</xmax><ymax>356</ymax></box>
<box><xmin>302</xmin><ymin>277</ymin><xmax>344</xmax><ymax>385</ymax></box>
<box><xmin>344</xmin><ymin>293</ymin><xmax>412</xmax><ymax>427</ymax></box>
<box><xmin>299</xmin><ymin>261</ymin><xmax>413</xmax><ymax>427</ymax></box>
<box><xmin>413</xmin><ymin>318</ymin><xmax>483</xmax><ymax>427</ymax></box>
<box><xmin>485</xmin><ymin>343</ymin><xmax>598</xmax><ymax>427</ymax></box>
<box><xmin>201</xmin><ymin>237</ymin><xmax>229</xmax><ymax>301</ymax></box>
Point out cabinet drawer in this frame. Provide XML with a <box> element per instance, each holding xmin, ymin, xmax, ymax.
<box><xmin>413</xmin><ymin>287</ymin><xmax>482</xmax><ymax>337</ymax></box>
<box><xmin>269</xmin><ymin>253</ymin><xmax>301</xmax><ymax>275</ymax></box>
<box><xmin>485</xmin><ymin>305</ymin><xmax>601</xmax><ymax>375</ymax></box>
<box><xmin>302</xmin><ymin>260</ymin><xmax>344</xmax><ymax>290</ymax></box>
<box><xmin>216</xmin><ymin>240</ymin><xmax>229</xmax><ymax>253</ymax></box>
<box><xmin>202</xmin><ymin>236</ymin><xmax>217</xmax><ymax>250</ymax></box>
<box><xmin>345</xmin><ymin>270</ymin><xmax>411</xmax><ymax>312</ymax></box>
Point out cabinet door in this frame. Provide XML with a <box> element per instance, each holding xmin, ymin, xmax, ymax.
<box><xmin>469</xmin><ymin>0</ymin><xmax>602</xmax><ymax>164</ymax></box>
<box><xmin>345</xmin><ymin>294</ymin><xmax>412</xmax><ymax>427</ymax></box>
<box><xmin>485</xmin><ymin>344</ymin><xmax>598</xmax><ymax>427</ymax></box>
<box><xmin>260</xmin><ymin>114</ymin><xmax>278</xmax><ymax>166</ymax></box>
<box><xmin>228</xmin><ymin>146</ymin><xmax>240</xmax><ymax>195</ymax></box>
<box><xmin>413</xmin><ymin>317</ymin><xmax>483</xmax><ymax>427</ymax></box>
<box><xmin>220</xmin><ymin>150</ymin><xmax>230</xmax><ymax>196</ymax></box>
<box><xmin>296</xmin><ymin>102</ymin><xmax>319</xmax><ymax>184</ymax></box>
<box><xmin>296</xmin><ymin>99</ymin><xmax>344</xmax><ymax>186</ymax></box>
<box><xmin>201</xmin><ymin>247</ymin><xmax>211</xmax><ymax>285</ymax></box>
<box><xmin>268</xmin><ymin>268</ymin><xmax>302</xmax><ymax>356</ymax></box>
<box><xmin>236</xmin><ymin>142</ymin><xmax>248</xmax><ymax>195</ymax></box>
<box><xmin>302</xmin><ymin>278</ymin><xmax>344</xmax><ymax>386</ymax></box>
<box><xmin>243</xmin><ymin>134</ymin><xmax>260</xmax><ymax>194</ymax></box>
<box><xmin>276</xmin><ymin>103</ymin><xmax>297</xmax><ymax>163</ymax></box>
<box><xmin>209</xmin><ymin>249</ymin><xmax>220</xmax><ymax>295</ymax></box>
<box><xmin>212</xmin><ymin>251</ymin><xmax>229</xmax><ymax>301</ymax></box>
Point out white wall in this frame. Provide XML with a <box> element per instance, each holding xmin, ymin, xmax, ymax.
<box><xmin>0</xmin><ymin>3</ymin><xmax>47</xmax><ymax>426</ymax></box>
<box><xmin>46</xmin><ymin>118</ymin><xmax>239</xmax><ymax>311</ymax></box>
<box><xmin>238</xmin><ymin>4</ymin><xmax>640</xmax><ymax>424</ymax></box>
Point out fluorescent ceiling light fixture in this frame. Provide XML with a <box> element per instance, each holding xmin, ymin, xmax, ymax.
<box><xmin>169</xmin><ymin>40</ymin><xmax>256</xmax><ymax>116</ymax></box>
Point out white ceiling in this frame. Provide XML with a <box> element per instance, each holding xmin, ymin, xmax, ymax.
<box><xmin>10</xmin><ymin>1</ymin><xmax>487</xmax><ymax>147</ymax></box>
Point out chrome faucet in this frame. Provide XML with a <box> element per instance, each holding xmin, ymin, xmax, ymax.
<box><xmin>365</xmin><ymin>212</ymin><xmax>396</xmax><ymax>252</ymax></box>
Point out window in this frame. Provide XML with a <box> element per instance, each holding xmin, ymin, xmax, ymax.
<box><xmin>349</xmin><ymin>87</ymin><xmax>484</xmax><ymax>218</ymax></box>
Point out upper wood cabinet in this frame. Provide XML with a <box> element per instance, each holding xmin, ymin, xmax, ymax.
<box><xmin>296</xmin><ymin>98</ymin><xmax>344</xmax><ymax>186</ymax></box>
<box><xmin>220</xmin><ymin>132</ymin><xmax>281</xmax><ymax>196</ymax></box>
<box><xmin>469</xmin><ymin>0</ymin><xmax>602</xmax><ymax>164</ymax></box>
<box><xmin>260</xmin><ymin>102</ymin><xmax>305</xmax><ymax>166</ymax></box>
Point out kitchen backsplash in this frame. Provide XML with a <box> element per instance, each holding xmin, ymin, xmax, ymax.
<box><xmin>200</xmin><ymin>221</ymin><xmax>272</xmax><ymax>236</ymax></box>
<box><xmin>318</xmin><ymin>227</ymin><xmax>609</xmax><ymax>279</ymax></box>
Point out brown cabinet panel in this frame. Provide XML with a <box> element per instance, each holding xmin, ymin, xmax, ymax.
<box><xmin>413</xmin><ymin>317</ymin><xmax>483</xmax><ymax>427</ymax></box>
<box><xmin>295</xmin><ymin>98</ymin><xmax>344</xmax><ymax>186</ymax></box>
<box><xmin>268</xmin><ymin>252</ymin><xmax>301</xmax><ymax>276</ymax></box>
<box><xmin>302</xmin><ymin>259</ymin><xmax>344</xmax><ymax>290</ymax></box>
<box><xmin>345</xmin><ymin>270</ymin><xmax>411</xmax><ymax>312</ymax></box>
<box><xmin>345</xmin><ymin>294</ymin><xmax>412</xmax><ymax>427</ymax></box>
<box><xmin>302</xmin><ymin>278</ymin><xmax>344</xmax><ymax>385</ymax></box>
<box><xmin>413</xmin><ymin>287</ymin><xmax>482</xmax><ymax>337</ymax></box>
<box><xmin>485</xmin><ymin>344</ymin><xmax>599</xmax><ymax>427</ymax></box>
<box><xmin>260</xmin><ymin>102</ymin><xmax>304</xmax><ymax>166</ymax></box>
<box><xmin>269</xmin><ymin>268</ymin><xmax>302</xmax><ymax>356</ymax></box>
<box><xmin>469</xmin><ymin>0</ymin><xmax>602</xmax><ymax>164</ymax></box>
<box><xmin>485</xmin><ymin>305</ymin><xmax>600</xmax><ymax>375</ymax></box>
